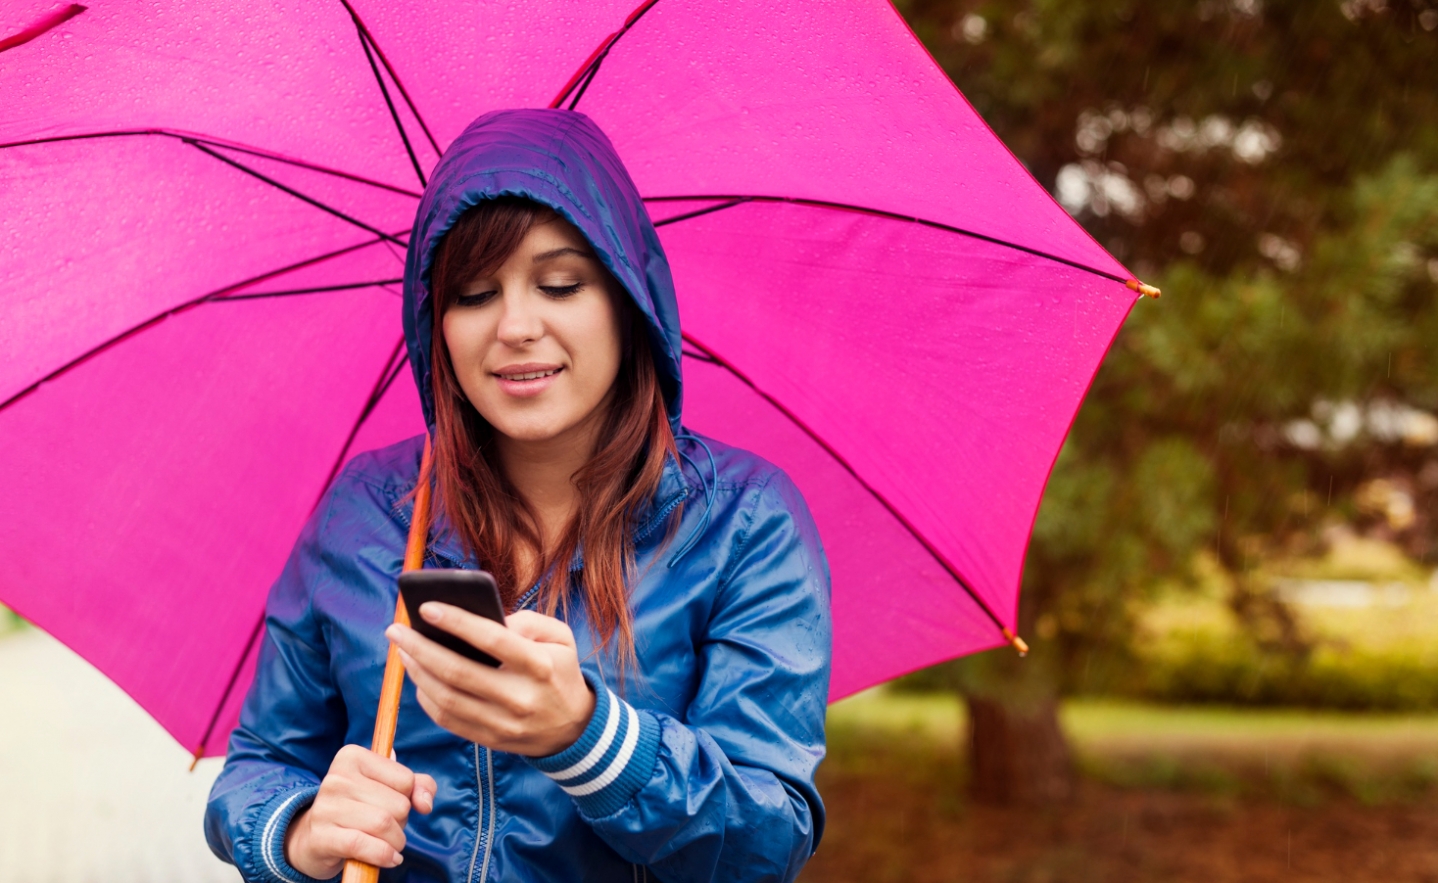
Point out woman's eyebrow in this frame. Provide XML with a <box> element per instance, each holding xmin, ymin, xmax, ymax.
<box><xmin>532</xmin><ymin>246</ymin><xmax>592</xmax><ymax>263</ymax></box>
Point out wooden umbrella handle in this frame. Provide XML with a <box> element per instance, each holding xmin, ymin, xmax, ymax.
<box><xmin>341</xmin><ymin>436</ymin><xmax>434</xmax><ymax>883</ymax></box>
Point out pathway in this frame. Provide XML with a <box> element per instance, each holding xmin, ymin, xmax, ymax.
<box><xmin>0</xmin><ymin>629</ymin><xmax>241</xmax><ymax>882</ymax></box>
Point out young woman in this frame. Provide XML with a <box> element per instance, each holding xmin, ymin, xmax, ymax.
<box><xmin>205</xmin><ymin>109</ymin><xmax>832</xmax><ymax>883</ymax></box>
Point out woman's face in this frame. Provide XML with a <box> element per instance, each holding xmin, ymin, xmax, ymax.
<box><xmin>442</xmin><ymin>216</ymin><xmax>625</xmax><ymax>447</ymax></box>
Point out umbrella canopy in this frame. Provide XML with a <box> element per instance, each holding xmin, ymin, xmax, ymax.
<box><xmin>0</xmin><ymin>0</ymin><xmax>1151</xmax><ymax>759</ymax></box>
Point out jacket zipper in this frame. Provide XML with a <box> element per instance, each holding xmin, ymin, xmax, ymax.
<box><xmin>465</xmin><ymin>742</ymin><xmax>486</xmax><ymax>883</ymax></box>
<box><xmin>466</xmin><ymin>743</ymin><xmax>496</xmax><ymax>883</ymax></box>
<box><xmin>407</xmin><ymin>474</ymin><xmax>677</xmax><ymax>882</ymax></box>
<box><xmin>465</xmin><ymin>584</ymin><xmax>541</xmax><ymax>883</ymax></box>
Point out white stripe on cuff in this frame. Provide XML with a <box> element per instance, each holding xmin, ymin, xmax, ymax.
<box><xmin>260</xmin><ymin>791</ymin><xmax>309</xmax><ymax>883</ymax></box>
<box><xmin>548</xmin><ymin>689</ymin><xmax>622</xmax><ymax>782</ymax></box>
<box><xmin>562</xmin><ymin>704</ymin><xmax>641</xmax><ymax>797</ymax></box>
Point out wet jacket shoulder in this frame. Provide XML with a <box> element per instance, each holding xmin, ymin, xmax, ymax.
<box><xmin>205</xmin><ymin>431</ymin><xmax>832</xmax><ymax>883</ymax></box>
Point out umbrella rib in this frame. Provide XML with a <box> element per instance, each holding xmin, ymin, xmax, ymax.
<box><xmin>651</xmin><ymin>198</ymin><xmax>754</xmax><ymax>227</ymax></box>
<box><xmin>215</xmin><ymin>279</ymin><xmax>404</xmax><ymax>302</ymax></box>
<box><xmin>678</xmin><ymin>347</ymin><xmax>719</xmax><ymax>364</ymax></box>
<box><xmin>196</xmin><ymin>334</ymin><xmax>406</xmax><ymax>757</ymax></box>
<box><xmin>0</xmin><ymin>4</ymin><xmax>86</xmax><ymax>54</ymax></box>
<box><xmin>185</xmin><ymin>140</ymin><xmax>406</xmax><ymax>246</ymax></box>
<box><xmin>679</xmin><ymin>332</ymin><xmax>1015</xmax><ymax>641</ymax></box>
<box><xmin>194</xmin><ymin>138</ymin><xmax>422</xmax><ymax>198</ymax></box>
<box><xmin>646</xmin><ymin>194</ymin><xmax>1132</xmax><ymax>285</ymax></box>
<box><xmin>350</xmin><ymin>17</ymin><xmax>426</xmax><ymax>188</ymax></box>
<box><xmin>0</xmin><ymin>235</ymin><xmax>402</xmax><ymax>416</ymax></box>
<box><xmin>337</xmin><ymin>0</ymin><xmax>441</xmax><ymax>155</ymax></box>
<box><xmin>191</xmin><ymin>334</ymin><xmax>406</xmax><ymax>761</ymax></box>
<box><xmin>313</xmin><ymin>336</ymin><xmax>410</xmax><ymax>511</ymax></box>
<box><xmin>0</xmin><ymin>129</ymin><xmax>422</xmax><ymax>198</ymax></box>
<box><xmin>190</xmin><ymin>611</ymin><xmax>267</xmax><ymax>764</ymax></box>
<box><xmin>549</xmin><ymin>0</ymin><xmax>663</xmax><ymax>110</ymax></box>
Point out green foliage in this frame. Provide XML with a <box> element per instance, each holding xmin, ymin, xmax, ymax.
<box><xmin>826</xmin><ymin>690</ymin><xmax>1438</xmax><ymax>804</ymax></box>
<box><xmin>894</xmin><ymin>0</ymin><xmax>1438</xmax><ymax>702</ymax></box>
<box><xmin>898</xmin><ymin>0</ymin><xmax>1438</xmax><ymax>276</ymax></box>
<box><xmin>1138</xmin><ymin>630</ymin><xmax>1438</xmax><ymax>711</ymax></box>
<box><xmin>0</xmin><ymin>605</ymin><xmax>26</xmax><ymax>637</ymax></box>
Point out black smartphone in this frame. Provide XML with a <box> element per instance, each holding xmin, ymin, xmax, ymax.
<box><xmin>398</xmin><ymin>569</ymin><xmax>506</xmax><ymax>667</ymax></box>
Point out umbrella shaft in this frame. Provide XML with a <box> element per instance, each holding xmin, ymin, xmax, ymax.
<box><xmin>343</xmin><ymin>436</ymin><xmax>433</xmax><ymax>883</ymax></box>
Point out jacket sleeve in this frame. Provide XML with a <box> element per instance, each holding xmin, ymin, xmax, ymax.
<box><xmin>526</xmin><ymin>471</ymin><xmax>832</xmax><ymax>883</ymax></box>
<box><xmin>204</xmin><ymin>486</ymin><xmax>352</xmax><ymax>883</ymax></box>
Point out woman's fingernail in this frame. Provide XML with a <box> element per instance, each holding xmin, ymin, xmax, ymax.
<box><xmin>394</xmin><ymin>851</ymin><xmax>404</xmax><ymax>866</ymax></box>
<box><xmin>419</xmin><ymin>602</ymin><xmax>442</xmax><ymax>623</ymax></box>
<box><xmin>385</xmin><ymin>625</ymin><xmax>401</xmax><ymax>641</ymax></box>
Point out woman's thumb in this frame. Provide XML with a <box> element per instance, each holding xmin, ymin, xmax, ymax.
<box><xmin>412</xmin><ymin>774</ymin><xmax>438</xmax><ymax>814</ymax></box>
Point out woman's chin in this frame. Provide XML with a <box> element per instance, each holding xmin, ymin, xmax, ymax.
<box><xmin>486</xmin><ymin>412</ymin><xmax>585</xmax><ymax>446</ymax></box>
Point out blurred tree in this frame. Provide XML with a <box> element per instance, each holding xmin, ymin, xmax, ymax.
<box><xmin>894</xmin><ymin>0</ymin><xmax>1438</xmax><ymax>804</ymax></box>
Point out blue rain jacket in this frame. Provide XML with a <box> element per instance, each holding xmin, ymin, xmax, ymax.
<box><xmin>204</xmin><ymin>109</ymin><xmax>832</xmax><ymax>883</ymax></box>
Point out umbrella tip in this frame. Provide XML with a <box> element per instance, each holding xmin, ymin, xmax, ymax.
<box><xmin>189</xmin><ymin>744</ymin><xmax>205</xmax><ymax>772</ymax></box>
<box><xmin>1126</xmin><ymin>278</ymin><xmax>1162</xmax><ymax>299</ymax></box>
<box><xmin>1000</xmin><ymin>627</ymin><xmax>1030</xmax><ymax>657</ymax></box>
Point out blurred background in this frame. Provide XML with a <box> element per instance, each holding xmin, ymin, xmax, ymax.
<box><xmin>3</xmin><ymin>0</ymin><xmax>1436</xmax><ymax>880</ymax></box>
<box><xmin>802</xmin><ymin>1</ymin><xmax>1438</xmax><ymax>880</ymax></box>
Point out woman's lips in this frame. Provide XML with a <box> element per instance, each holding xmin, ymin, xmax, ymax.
<box><xmin>493</xmin><ymin>365</ymin><xmax>563</xmax><ymax>398</ymax></box>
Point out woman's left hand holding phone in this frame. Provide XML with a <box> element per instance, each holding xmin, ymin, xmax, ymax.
<box><xmin>386</xmin><ymin>605</ymin><xmax>597</xmax><ymax>756</ymax></box>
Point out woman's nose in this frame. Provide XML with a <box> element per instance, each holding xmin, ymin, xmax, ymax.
<box><xmin>495</xmin><ymin>289</ymin><xmax>543</xmax><ymax>345</ymax></box>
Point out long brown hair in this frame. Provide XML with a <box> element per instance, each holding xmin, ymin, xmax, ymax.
<box><xmin>428</xmin><ymin>196</ymin><xmax>675</xmax><ymax>661</ymax></box>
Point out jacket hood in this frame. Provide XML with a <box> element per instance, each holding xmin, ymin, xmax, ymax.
<box><xmin>402</xmin><ymin>108</ymin><xmax>683</xmax><ymax>431</ymax></box>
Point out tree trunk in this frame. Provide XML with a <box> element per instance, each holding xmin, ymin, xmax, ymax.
<box><xmin>966</xmin><ymin>694</ymin><xmax>1075</xmax><ymax>806</ymax></box>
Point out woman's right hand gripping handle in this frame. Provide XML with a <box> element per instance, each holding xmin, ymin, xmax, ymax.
<box><xmin>284</xmin><ymin>744</ymin><xmax>437</xmax><ymax>879</ymax></box>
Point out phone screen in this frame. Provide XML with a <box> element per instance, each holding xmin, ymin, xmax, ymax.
<box><xmin>398</xmin><ymin>569</ymin><xmax>506</xmax><ymax>667</ymax></box>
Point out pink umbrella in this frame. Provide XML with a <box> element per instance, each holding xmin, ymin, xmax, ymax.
<box><xmin>0</xmin><ymin>0</ymin><xmax>1155</xmax><ymax>762</ymax></box>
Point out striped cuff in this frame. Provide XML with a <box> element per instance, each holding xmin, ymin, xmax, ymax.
<box><xmin>249</xmin><ymin>785</ymin><xmax>336</xmax><ymax>883</ymax></box>
<box><xmin>527</xmin><ymin>676</ymin><xmax>661</xmax><ymax>818</ymax></box>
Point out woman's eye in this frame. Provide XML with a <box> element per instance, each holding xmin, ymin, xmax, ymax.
<box><xmin>540</xmin><ymin>282</ymin><xmax>583</xmax><ymax>298</ymax></box>
<box><xmin>455</xmin><ymin>289</ymin><xmax>498</xmax><ymax>307</ymax></box>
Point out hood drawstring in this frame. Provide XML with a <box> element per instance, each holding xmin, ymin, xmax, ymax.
<box><xmin>668</xmin><ymin>433</ymin><xmax>717</xmax><ymax>567</ymax></box>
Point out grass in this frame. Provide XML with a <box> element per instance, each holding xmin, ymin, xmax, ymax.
<box><xmin>1127</xmin><ymin>540</ymin><xmax>1438</xmax><ymax>710</ymax></box>
<box><xmin>803</xmin><ymin>689</ymin><xmax>1438</xmax><ymax>882</ymax></box>
<box><xmin>827</xmin><ymin>688</ymin><xmax>1438</xmax><ymax>804</ymax></box>
<box><xmin>0</xmin><ymin>605</ymin><xmax>25</xmax><ymax>638</ymax></box>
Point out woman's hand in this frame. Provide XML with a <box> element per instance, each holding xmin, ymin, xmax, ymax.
<box><xmin>284</xmin><ymin>744</ymin><xmax>436</xmax><ymax>878</ymax></box>
<box><xmin>386</xmin><ymin>605</ymin><xmax>596</xmax><ymax>756</ymax></box>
